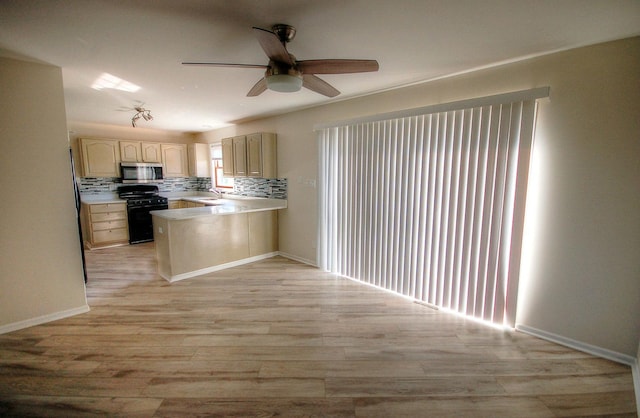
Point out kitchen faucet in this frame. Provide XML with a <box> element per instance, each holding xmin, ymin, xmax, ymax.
<box><xmin>208</xmin><ymin>188</ymin><xmax>224</xmax><ymax>198</ymax></box>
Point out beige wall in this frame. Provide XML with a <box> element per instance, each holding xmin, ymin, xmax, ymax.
<box><xmin>199</xmin><ymin>37</ymin><xmax>640</xmax><ymax>357</ymax></box>
<box><xmin>0</xmin><ymin>57</ymin><xmax>88</xmax><ymax>329</ymax></box>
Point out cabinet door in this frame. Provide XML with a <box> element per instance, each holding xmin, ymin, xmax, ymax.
<box><xmin>141</xmin><ymin>143</ymin><xmax>162</xmax><ymax>163</ymax></box>
<box><xmin>260</xmin><ymin>133</ymin><xmax>277</xmax><ymax>179</ymax></box>
<box><xmin>188</xmin><ymin>143</ymin><xmax>211</xmax><ymax>177</ymax></box>
<box><xmin>246</xmin><ymin>133</ymin><xmax>263</xmax><ymax>177</ymax></box>
<box><xmin>221</xmin><ymin>138</ymin><xmax>234</xmax><ymax>177</ymax></box>
<box><xmin>161</xmin><ymin>144</ymin><xmax>188</xmax><ymax>177</ymax></box>
<box><xmin>80</xmin><ymin>138</ymin><xmax>121</xmax><ymax>177</ymax></box>
<box><xmin>119</xmin><ymin>141</ymin><xmax>142</xmax><ymax>162</ymax></box>
<box><xmin>232</xmin><ymin>136</ymin><xmax>247</xmax><ymax>177</ymax></box>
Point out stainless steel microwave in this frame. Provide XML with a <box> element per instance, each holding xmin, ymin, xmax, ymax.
<box><xmin>120</xmin><ymin>162</ymin><xmax>164</xmax><ymax>183</ymax></box>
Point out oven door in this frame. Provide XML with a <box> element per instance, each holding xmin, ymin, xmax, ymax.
<box><xmin>127</xmin><ymin>203</ymin><xmax>168</xmax><ymax>244</ymax></box>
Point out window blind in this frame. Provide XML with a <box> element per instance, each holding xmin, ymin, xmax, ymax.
<box><xmin>318</xmin><ymin>89</ymin><xmax>546</xmax><ymax>327</ymax></box>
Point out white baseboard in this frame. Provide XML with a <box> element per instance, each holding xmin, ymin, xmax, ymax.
<box><xmin>0</xmin><ymin>305</ymin><xmax>90</xmax><ymax>335</ymax></box>
<box><xmin>277</xmin><ymin>251</ymin><xmax>318</xmax><ymax>267</ymax></box>
<box><xmin>517</xmin><ymin>324</ymin><xmax>640</xmax><ymax>416</ymax></box>
<box><xmin>164</xmin><ymin>252</ymin><xmax>280</xmax><ymax>283</ymax></box>
<box><xmin>516</xmin><ymin>324</ymin><xmax>636</xmax><ymax>366</ymax></box>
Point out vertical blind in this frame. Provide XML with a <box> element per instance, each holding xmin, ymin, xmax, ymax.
<box><xmin>318</xmin><ymin>89</ymin><xmax>546</xmax><ymax>327</ymax></box>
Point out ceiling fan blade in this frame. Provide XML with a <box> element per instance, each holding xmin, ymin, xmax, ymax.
<box><xmin>302</xmin><ymin>74</ymin><xmax>340</xmax><ymax>97</ymax></box>
<box><xmin>247</xmin><ymin>78</ymin><xmax>267</xmax><ymax>97</ymax></box>
<box><xmin>182</xmin><ymin>62</ymin><xmax>268</xmax><ymax>69</ymax></box>
<box><xmin>252</xmin><ymin>27</ymin><xmax>293</xmax><ymax>65</ymax></box>
<box><xmin>297</xmin><ymin>59</ymin><xmax>379</xmax><ymax>74</ymax></box>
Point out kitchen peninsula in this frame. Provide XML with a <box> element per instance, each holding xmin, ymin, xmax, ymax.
<box><xmin>150</xmin><ymin>196</ymin><xmax>287</xmax><ymax>282</ymax></box>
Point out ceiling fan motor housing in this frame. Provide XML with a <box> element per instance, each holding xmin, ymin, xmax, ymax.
<box><xmin>272</xmin><ymin>24</ymin><xmax>296</xmax><ymax>43</ymax></box>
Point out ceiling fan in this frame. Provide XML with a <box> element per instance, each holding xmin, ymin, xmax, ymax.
<box><xmin>182</xmin><ymin>24</ymin><xmax>379</xmax><ymax>98</ymax></box>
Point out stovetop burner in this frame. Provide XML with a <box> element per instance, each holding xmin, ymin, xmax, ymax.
<box><xmin>118</xmin><ymin>184</ymin><xmax>168</xmax><ymax>207</ymax></box>
<box><xmin>118</xmin><ymin>184</ymin><xmax>161</xmax><ymax>199</ymax></box>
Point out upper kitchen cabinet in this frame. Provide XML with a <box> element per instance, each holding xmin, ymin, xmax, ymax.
<box><xmin>188</xmin><ymin>143</ymin><xmax>211</xmax><ymax>177</ymax></box>
<box><xmin>141</xmin><ymin>142</ymin><xmax>162</xmax><ymax>163</ymax></box>
<box><xmin>232</xmin><ymin>136</ymin><xmax>248</xmax><ymax>177</ymax></box>
<box><xmin>221</xmin><ymin>133</ymin><xmax>277</xmax><ymax>178</ymax></box>
<box><xmin>161</xmin><ymin>143</ymin><xmax>188</xmax><ymax>177</ymax></box>
<box><xmin>221</xmin><ymin>138</ymin><xmax>234</xmax><ymax>177</ymax></box>
<box><xmin>119</xmin><ymin>141</ymin><xmax>142</xmax><ymax>163</ymax></box>
<box><xmin>119</xmin><ymin>141</ymin><xmax>162</xmax><ymax>163</ymax></box>
<box><xmin>80</xmin><ymin>138</ymin><xmax>121</xmax><ymax>177</ymax></box>
<box><xmin>247</xmin><ymin>133</ymin><xmax>276</xmax><ymax>178</ymax></box>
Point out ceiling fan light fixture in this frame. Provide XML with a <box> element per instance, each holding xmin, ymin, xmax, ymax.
<box><xmin>131</xmin><ymin>105</ymin><xmax>153</xmax><ymax>127</ymax></box>
<box><xmin>266</xmin><ymin>74</ymin><xmax>303</xmax><ymax>93</ymax></box>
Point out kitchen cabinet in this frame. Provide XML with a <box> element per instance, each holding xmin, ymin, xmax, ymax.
<box><xmin>221</xmin><ymin>133</ymin><xmax>277</xmax><ymax>178</ymax></box>
<box><xmin>79</xmin><ymin>138</ymin><xmax>121</xmax><ymax>177</ymax></box>
<box><xmin>161</xmin><ymin>144</ymin><xmax>188</xmax><ymax>177</ymax></box>
<box><xmin>232</xmin><ymin>136</ymin><xmax>248</xmax><ymax>176</ymax></box>
<box><xmin>80</xmin><ymin>138</ymin><xmax>184</xmax><ymax>177</ymax></box>
<box><xmin>82</xmin><ymin>202</ymin><xmax>128</xmax><ymax>249</ymax></box>
<box><xmin>247</xmin><ymin>132</ymin><xmax>277</xmax><ymax>178</ymax></box>
<box><xmin>141</xmin><ymin>142</ymin><xmax>162</xmax><ymax>163</ymax></box>
<box><xmin>119</xmin><ymin>141</ymin><xmax>142</xmax><ymax>163</ymax></box>
<box><xmin>188</xmin><ymin>143</ymin><xmax>211</xmax><ymax>177</ymax></box>
<box><xmin>119</xmin><ymin>141</ymin><xmax>163</xmax><ymax>163</ymax></box>
<box><xmin>168</xmin><ymin>200</ymin><xmax>205</xmax><ymax>209</ymax></box>
<box><xmin>221</xmin><ymin>138</ymin><xmax>234</xmax><ymax>177</ymax></box>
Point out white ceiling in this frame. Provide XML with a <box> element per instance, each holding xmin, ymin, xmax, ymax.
<box><xmin>1</xmin><ymin>0</ymin><xmax>639</xmax><ymax>133</ymax></box>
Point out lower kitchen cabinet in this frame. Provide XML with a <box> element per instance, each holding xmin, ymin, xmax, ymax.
<box><xmin>168</xmin><ymin>200</ymin><xmax>205</xmax><ymax>209</ymax></box>
<box><xmin>82</xmin><ymin>202</ymin><xmax>129</xmax><ymax>249</ymax></box>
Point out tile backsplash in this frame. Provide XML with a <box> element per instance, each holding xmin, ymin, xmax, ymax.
<box><xmin>78</xmin><ymin>177</ymin><xmax>287</xmax><ymax>199</ymax></box>
<box><xmin>232</xmin><ymin>177</ymin><xmax>288</xmax><ymax>199</ymax></box>
<box><xmin>78</xmin><ymin>177</ymin><xmax>121</xmax><ymax>194</ymax></box>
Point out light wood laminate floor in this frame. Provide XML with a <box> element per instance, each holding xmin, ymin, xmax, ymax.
<box><xmin>0</xmin><ymin>243</ymin><xmax>636</xmax><ymax>417</ymax></box>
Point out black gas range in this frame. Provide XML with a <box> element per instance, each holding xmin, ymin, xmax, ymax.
<box><xmin>118</xmin><ymin>185</ymin><xmax>168</xmax><ymax>244</ymax></box>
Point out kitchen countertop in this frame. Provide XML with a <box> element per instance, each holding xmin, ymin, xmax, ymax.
<box><xmin>150</xmin><ymin>197</ymin><xmax>287</xmax><ymax>220</ymax></box>
<box><xmin>80</xmin><ymin>194</ymin><xmax>122</xmax><ymax>204</ymax></box>
<box><xmin>80</xmin><ymin>192</ymin><xmax>283</xmax><ymax>206</ymax></box>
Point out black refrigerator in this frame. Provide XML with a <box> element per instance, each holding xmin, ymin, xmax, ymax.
<box><xmin>70</xmin><ymin>148</ymin><xmax>88</xmax><ymax>283</ymax></box>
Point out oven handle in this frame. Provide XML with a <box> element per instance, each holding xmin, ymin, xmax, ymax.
<box><xmin>128</xmin><ymin>204</ymin><xmax>168</xmax><ymax>210</ymax></box>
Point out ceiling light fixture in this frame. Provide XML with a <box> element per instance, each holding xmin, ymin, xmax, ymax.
<box><xmin>264</xmin><ymin>63</ymin><xmax>303</xmax><ymax>93</ymax></box>
<box><xmin>131</xmin><ymin>106</ymin><xmax>153</xmax><ymax>127</ymax></box>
